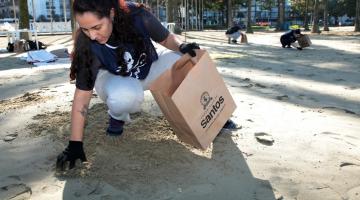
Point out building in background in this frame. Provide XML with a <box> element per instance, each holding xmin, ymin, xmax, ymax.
<box><xmin>29</xmin><ymin>0</ymin><xmax>70</xmax><ymax>22</ymax></box>
<box><xmin>0</xmin><ymin>0</ymin><xmax>18</xmax><ymax>19</ymax></box>
<box><xmin>0</xmin><ymin>0</ymin><xmax>70</xmax><ymax>22</ymax></box>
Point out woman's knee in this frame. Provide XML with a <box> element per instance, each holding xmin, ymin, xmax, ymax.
<box><xmin>142</xmin><ymin>50</ymin><xmax>181</xmax><ymax>89</ymax></box>
<box><xmin>105</xmin><ymin>78</ymin><xmax>144</xmax><ymax>114</ymax></box>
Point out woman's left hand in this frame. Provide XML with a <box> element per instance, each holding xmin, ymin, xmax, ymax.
<box><xmin>179</xmin><ymin>42</ymin><xmax>200</xmax><ymax>57</ymax></box>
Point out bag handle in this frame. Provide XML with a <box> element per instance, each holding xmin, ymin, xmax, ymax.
<box><xmin>172</xmin><ymin>49</ymin><xmax>201</xmax><ymax>71</ymax></box>
<box><xmin>168</xmin><ymin>50</ymin><xmax>202</xmax><ymax>95</ymax></box>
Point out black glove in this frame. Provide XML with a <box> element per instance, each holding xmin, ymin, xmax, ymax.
<box><xmin>179</xmin><ymin>42</ymin><xmax>200</xmax><ymax>57</ymax></box>
<box><xmin>56</xmin><ymin>141</ymin><xmax>87</xmax><ymax>171</ymax></box>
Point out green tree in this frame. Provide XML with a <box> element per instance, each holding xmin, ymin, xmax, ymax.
<box><xmin>290</xmin><ymin>0</ymin><xmax>309</xmax><ymax>29</ymax></box>
<box><xmin>204</xmin><ymin>0</ymin><xmax>225</xmax><ymax>27</ymax></box>
<box><xmin>343</xmin><ymin>0</ymin><xmax>357</xmax><ymax>17</ymax></box>
<box><xmin>259</xmin><ymin>0</ymin><xmax>276</xmax><ymax>23</ymax></box>
<box><xmin>328</xmin><ymin>0</ymin><xmax>345</xmax><ymax>25</ymax></box>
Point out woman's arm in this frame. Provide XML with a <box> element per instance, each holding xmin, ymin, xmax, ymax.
<box><xmin>70</xmin><ymin>88</ymin><xmax>93</xmax><ymax>141</ymax></box>
<box><xmin>138</xmin><ymin>8</ymin><xmax>199</xmax><ymax>56</ymax></box>
<box><xmin>158</xmin><ymin>33</ymin><xmax>182</xmax><ymax>52</ymax></box>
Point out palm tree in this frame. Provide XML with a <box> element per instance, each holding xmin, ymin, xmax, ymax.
<box><xmin>355</xmin><ymin>0</ymin><xmax>360</xmax><ymax>32</ymax></box>
<box><xmin>246</xmin><ymin>0</ymin><xmax>253</xmax><ymax>33</ymax></box>
<box><xmin>276</xmin><ymin>0</ymin><xmax>285</xmax><ymax>31</ymax></box>
<box><xmin>311</xmin><ymin>0</ymin><xmax>320</xmax><ymax>33</ymax></box>
<box><xmin>226</xmin><ymin>0</ymin><xmax>232</xmax><ymax>28</ymax></box>
<box><xmin>323</xmin><ymin>0</ymin><xmax>329</xmax><ymax>31</ymax></box>
<box><xmin>19</xmin><ymin>0</ymin><xmax>30</xmax><ymax>40</ymax></box>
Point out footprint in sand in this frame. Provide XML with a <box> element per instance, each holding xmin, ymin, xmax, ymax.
<box><xmin>340</xmin><ymin>162</ymin><xmax>360</xmax><ymax>168</ymax></box>
<box><xmin>3</xmin><ymin>133</ymin><xmax>18</xmax><ymax>142</ymax></box>
<box><xmin>7</xmin><ymin>176</ymin><xmax>21</xmax><ymax>181</ymax></box>
<box><xmin>346</xmin><ymin>185</ymin><xmax>360</xmax><ymax>200</ymax></box>
<box><xmin>100</xmin><ymin>194</ymin><xmax>130</xmax><ymax>200</ymax></box>
<box><xmin>41</xmin><ymin>185</ymin><xmax>62</xmax><ymax>193</ymax></box>
<box><xmin>242</xmin><ymin>84</ymin><xmax>253</xmax><ymax>88</ymax></box>
<box><xmin>309</xmin><ymin>97</ymin><xmax>319</xmax><ymax>102</ymax></box>
<box><xmin>347</xmin><ymin>86</ymin><xmax>360</xmax><ymax>90</ymax></box>
<box><xmin>306</xmin><ymin>73</ymin><xmax>315</xmax><ymax>77</ymax></box>
<box><xmin>254</xmin><ymin>83</ymin><xmax>267</xmax><ymax>88</ymax></box>
<box><xmin>335</xmin><ymin>78</ymin><xmax>345</xmax><ymax>82</ymax></box>
<box><xmin>321</xmin><ymin>106</ymin><xmax>357</xmax><ymax>115</ymax></box>
<box><xmin>276</xmin><ymin>95</ymin><xmax>289</xmax><ymax>101</ymax></box>
<box><xmin>0</xmin><ymin>183</ymin><xmax>32</xmax><ymax>200</ymax></box>
<box><xmin>318</xmin><ymin>131</ymin><xmax>340</xmax><ymax>136</ymax></box>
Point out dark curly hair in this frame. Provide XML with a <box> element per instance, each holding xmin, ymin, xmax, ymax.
<box><xmin>70</xmin><ymin>0</ymin><xmax>146</xmax><ymax>87</ymax></box>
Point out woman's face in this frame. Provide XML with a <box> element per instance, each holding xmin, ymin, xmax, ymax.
<box><xmin>76</xmin><ymin>11</ymin><xmax>114</xmax><ymax>44</ymax></box>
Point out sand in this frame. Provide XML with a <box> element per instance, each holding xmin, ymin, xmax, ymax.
<box><xmin>0</xmin><ymin>26</ymin><xmax>359</xmax><ymax>200</ymax></box>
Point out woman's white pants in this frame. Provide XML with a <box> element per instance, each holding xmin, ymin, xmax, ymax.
<box><xmin>94</xmin><ymin>49</ymin><xmax>181</xmax><ymax>122</ymax></box>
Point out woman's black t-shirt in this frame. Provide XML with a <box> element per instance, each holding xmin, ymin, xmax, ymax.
<box><xmin>75</xmin><ymin>6</ymin><xmax>170</xmax><ymax>91</ymax></box>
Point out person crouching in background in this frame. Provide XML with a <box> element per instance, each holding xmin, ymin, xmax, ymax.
<box><xmin>225</xmin><ymin>25</ymin><xmax>248</xmax><ymax>44</ymax></box>
<box><xmin>280</xmin><ymin>29</ymin><xmax>303</xmax><ymax>50</ymax></box>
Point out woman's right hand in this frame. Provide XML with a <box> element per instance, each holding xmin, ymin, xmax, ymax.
<box><xmin>56</xmin><ymin>141</ymin><xmax>87</xmax><ymax>171</ymax></box>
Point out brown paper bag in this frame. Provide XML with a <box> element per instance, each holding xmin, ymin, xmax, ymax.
<box><xmin>13</xmin><ymin>40</ymin><xmax>25</xmax><ymax>53</ymax></box>
<box><xmin>149</xmin><ymin>49</ymin><xmax>236</xmax><ymax>149</ymax></box>
<box><xmin>297</xmin><ymin>34</ymin><xmax>311</xmax><ymax>48</ymax></box>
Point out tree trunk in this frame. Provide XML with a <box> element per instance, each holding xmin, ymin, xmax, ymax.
<box><xmin>246</xmin><ymin>0</ymin><xmax>253</xmax><ymax>33</ymax></box>
<box><xmin>304</xmin><ymin>0</ymin><xmax>310</xmax><ymax>30</ymax></box>
<box><xmin>276</xmin><ymin>0</ymin><xmax>285</xmax><ymax>31</ymax></box>
<box><xmin>323</xmin><ymin>0</ymin><xmax>329</xmax><ymax>31</ymax></box>
<box><xmin>311</xmin><ymin>0</ymin><xmax>320</xmax><ymax>33</ymax></box>
<box><xmin>19</xmin><ymin>0</ymin><xmax>30</xmax><ymax>40</ymax></box>
<box><xmin>71</xmin><ymin>0</ymin><xmax>77</xmax><ymax>35</ymax></box>
<box><xmin>226</xmin><ymin>0</ymin><xmax>232</xmax><ymax>28</ymax></box>
<box><xmin>166</xmin><ymin>0</ymin><xmax>177</xmax><ymax>23</ymax></box>
<box><xmin>355</xmin><ymin>0</ymin><xmax>360</xmax><ymax>32</ymax></box>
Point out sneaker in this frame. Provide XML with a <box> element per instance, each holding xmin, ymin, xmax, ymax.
<box><xmin>297</xmin><ymin>47</ymin><xmax>303</xmax><ymax>50</ymax></box>
<box><xmin>222</xmin><ymin>119</ymin><xmax>238</xmax><ymax>130</ymax></box>
<box><xmin>232</xmin><ymin>39</ymin><xmax>237</xmax><ymax>43</ymax></box>
<box><xmin>106</xmin><ymin>116</ymin><xmax>124</xmax><ymax>136</ymax></box>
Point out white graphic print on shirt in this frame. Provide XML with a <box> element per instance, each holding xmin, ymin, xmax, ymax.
<box><xmin>121</xmin><ymin>51</ymin><xmax>147</xmax><ymax>79</ymax></box>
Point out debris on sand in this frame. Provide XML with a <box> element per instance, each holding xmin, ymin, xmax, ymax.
<box><xmin>0</xmin><ymin>183</ymin><xmax>32</xmax><ymax>200</ymax></box>
<box><xmin>255</xmin><ymin>132</ymin><xmax>274</xmax><ymax>145</ymax></box>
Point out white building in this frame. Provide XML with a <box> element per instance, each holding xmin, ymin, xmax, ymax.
<box><xmin>28</xmin><ymin>0</ymin><xmax>70</xmax><ymax>22</ymax></box>
<box><xmin>0</xmin><ymin>0</ymin><xmax>18</xmax><ymax>19</ymax></box>
<box><xmin>28</xmin><ymin>0</ymin><xmax>47</xmax><ymax>20</ymax></box>
<box><xmin>0</xmin><ymin>0</ymin><xmax>70</xmax><ymax>21</ymax></box>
